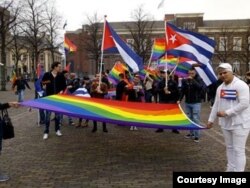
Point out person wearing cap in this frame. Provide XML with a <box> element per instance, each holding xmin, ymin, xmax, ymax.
<box><xmin>207</xmin><ymin>63</ymin><xmax>250</xmax><ymax>172</ymax></box>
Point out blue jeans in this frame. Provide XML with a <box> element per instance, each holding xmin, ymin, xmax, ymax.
<box><xmin>39</xmin><ymin>109</ymin><xmax>45</xmax><ymax>124</ymax></box>
<box><xmin>44</xmin><ymin>111</ymin><xmax>60</xmax><ymax>134</ymax></box>
<box><xmin>18</xmin><ymin>90</ymin><xmax>24</xmax><ymax>102</ymax></box>
<box><xmin>185</xmin><ymin>103</ymin><xmax>201</xmax><ymax>138</ymax></box>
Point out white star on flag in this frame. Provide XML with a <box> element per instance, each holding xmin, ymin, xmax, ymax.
<box><xmin>169</xmin><ymin>34</ymin><xmax>177</xmax><ymax>44</ymax></box>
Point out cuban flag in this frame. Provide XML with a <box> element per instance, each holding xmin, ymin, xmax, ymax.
<box><xmin>165</xmin><ymin>22</ymin><xmax>217</xmax><ymax>86</ymax></box>
<box><xmin>73</xmin><ymin>88</ymin><xmax>90</xmax><ymax>98</ymax></box>
<box><xmin>102</xmin><ymin>20</ymin><xmax>143</xmax><ymax>73</ymax></box>
<box><xmin>220</xmin><ymin>89</ymin><xmax>237</xmax><ymax>100</ymax></box>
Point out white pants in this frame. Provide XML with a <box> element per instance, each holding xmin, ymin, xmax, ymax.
<box><xmin>222</xmin><ymin>128</ymin><xmax>250</xmax><ymax>172</ymax></box>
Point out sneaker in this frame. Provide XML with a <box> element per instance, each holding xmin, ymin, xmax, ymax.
<box><xmin>130</xmin><ymin>126</ymin><xmax>134</xmax><ymax>131</ymax></box>
<box><xmin>172</xmin><ymin>129</ymin><xmax>180</xmax><ymax>134</ymax></box>
<box><xmin>133</xmin><ymin>126</ymin><xmax>138</xmax><ymax>131</ymax></box>
<box><xmin>0</xmin><ymin>174</ymin><xmax>10</xmax><ymax>182</ymax></box>
<box><xmin>155</xmin><ymin>128</ymin><xmax>164</xmax><ymax>133</ymax></box>
<box><xmin>56</xmin><ymin>130</ymin><xmax>62</xmax><ymax>136</ymax></box>
<box><xmin>43</xmin><ymin>133</ymin><xmax>48</xmax><ymax>140</ymax></box>
<box><xmin>185</xmin><ymin>134</ymin><xmax>194</xmax><ymax>139</ymax></box>
<box><xmin>194</xmin><ymin>137</ymin><xmax>199</xmax><ymax>143</ymax></box>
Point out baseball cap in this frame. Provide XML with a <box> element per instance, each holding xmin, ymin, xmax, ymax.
<box><xmin>217</xmin><ymin>63</ymin><xmax>233</xmax><ymax>72</ymax></box>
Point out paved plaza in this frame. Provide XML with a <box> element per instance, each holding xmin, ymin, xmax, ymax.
<box><xmin>0</xmin><ymin>82</ymin><xmax>250</xmax><ymax>188</ymax></box>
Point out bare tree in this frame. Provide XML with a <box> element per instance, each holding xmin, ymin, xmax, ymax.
<box><xmin>44</xmin><ymin>3</ymin><xmax>62</xmax><ymax>63</ymax></box>
<box><xmin>125</xmin><ymin>6</ymin><xmax>155</xmax><ymax>64</ymax></box>
<box><xmin>21</xmin><ymin>0</ymin><xmax>48</xmax><ymax>80</ymax></box>
<box><xmin>214</xmin><ymin>26</ymin><xmax>236</xmax><ymax>63</ymax></box>
<box><xmin>0</xmin><ymin>0</ymin><xmax>20</xmax><ymax>90</ymax></box>
<box><xmin>239</xmin><ymin>22</ymin><xmax>250</xmax><ymax>73</ymax></box>
<box><xmin>81</xmin><ymin>13</ymin><xmax>102</xmax><ymax>73</ymax></box>
<box><xmin>9</xmin><ymin>20</ymin><xmax>28</xmax><ymax>76</ymax></box>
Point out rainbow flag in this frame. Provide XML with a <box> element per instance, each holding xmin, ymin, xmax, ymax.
<box><xmin>143</xmin><ymin>67</ymin><xmax>161</xmax><ymax>81</ymax></box>
<box><xmin>21</xmin><ymin>94</ymin><xmax>204</xmax><ymax>130</ymax></box>
<box><xmin>158</xmin><ymin>57</ymin><xmax>192</xmax><ymax>77</ymax></box>
<box><xmin>151</xmin><ymin>38</ymin><xmax>166</xmax><ymax>61</ymax></box>
<box><xmin>108</xmin><ymin>62</ymin><xmax>129</xmax><ymax>85</ymax></box>
<box><xmin>64</xmin><ymin>36</ymin><xmax>77</xmax><ymax>52</ymax></box>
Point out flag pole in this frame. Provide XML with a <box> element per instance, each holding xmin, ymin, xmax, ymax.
<box><xmin>143</xmin><ymin>39</ymin><xmax>155</xmax><ymax>83</ymax></box>
<box><xmin>63</xmin><ymin>21</ymin><xmax>67</xmax><ymax>71</ymax></box>
<box><xmin>147</xmin><ymin>39</ymin><xmax>155</xmax><ymax>69</ymax></box>
<box><xmin>164</xmin><ymin>20</ymin><xmax>168</xmax><ymax>88</ymax></box>
<box><xmin>98</xmin><ymin>15</ymin><xmax>107</xmax><ymax>87</ymax></box>
<box><xmin>169</xmin><ymin>57</ymin><xmax>179</xmax><ymax>76</ymax></box>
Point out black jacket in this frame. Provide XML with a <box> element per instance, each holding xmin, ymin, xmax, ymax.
<box><xmin>158</xmin><ymin>78</ymin><xmax>179</xmax><ymax>103</ymax></box>
<box><xmin>0</xmin><ymin>103</ymin><xmax>10</xmax><ymax>151</ymax></box>
<box><xmin>42</xmin><ymin>72</ymin><xmax>67</xmax><ymax>96</ymax></box>
<box><xmin>12</xmin><ymin>79</ymin><xmax>30</xmax><ymax>91</ymax></box>
<box><xmin>179</xmin><ymin>76</ymin><xmax>204</xmax><ymax>104</ymax></box>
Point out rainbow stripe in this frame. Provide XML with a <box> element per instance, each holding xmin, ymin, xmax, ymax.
<box><xmin>151</xmin><ymin>38</ymin><xmax>166</xmax><ymax>61</ymax></box>
<box><xmin>64</xmin><ymin>36</ymin><xmax>77</xmax><ymax>52</ymax></box>
<box><xmin>158</xmin><ymin>57</ymin><xmax>193</xmax><ymax>77</ymax></box>
<box><xmin>108</xmin><ymin>62</ymin><xmax>128</xmax><ymax>85</ymax></box>
<box><xmin>21</xmin><ymin>94</ymin><xmax>204</xmax><ymax>130</ymax></box>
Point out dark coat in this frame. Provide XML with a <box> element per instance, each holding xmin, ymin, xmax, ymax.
<box><xmin>42</xmin><ymin>72</ymin><xmax>67</xmax><ymax>96</ymax></box>
<box><xmin>0</xmin><ymin>103</ymin><xmax>10</xmax><ymax>151</ymax></box>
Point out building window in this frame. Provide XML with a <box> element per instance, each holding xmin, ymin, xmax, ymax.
<box><xmin>219</xmin><ymin>37</ymin><xmax>228</xmax><ymax>51</ymax></box>
<box><xmin>233</xmin><ymin>37</ymin><xmax>242</xmax><ymax>51</ymax></box>
<box><xmin>126</xmin><ymin>39</ymin><xmax>134</xmax><ymax>50</ymax></box>
<box><xmin>183</xmin><ymin>22</ymin><xmax>196</xmax><ymax>30</ymax></box>
<box><xmin>232</xmin><ymin>60</ymin><xmax>240</xmax><ymax>73</ymax></box>
<box><xmin>21</xmin><ymin>54</ymin><xmax>27</xmax><ymax>62</ymax></box>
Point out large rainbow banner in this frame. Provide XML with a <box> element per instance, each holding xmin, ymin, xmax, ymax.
<box><xmin>21</xmin><ymin>94</ymin><xmax>205</xmax><ymax>130</ymax></box>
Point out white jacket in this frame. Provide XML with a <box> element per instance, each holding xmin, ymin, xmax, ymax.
<box><xmin>208</xmin><ymin>76</ymin><xmax>250</xmax><ymax>129</ymax></box>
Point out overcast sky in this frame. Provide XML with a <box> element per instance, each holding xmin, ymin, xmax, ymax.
<box><xmin>56</xmin><ymin>0</ymin><xmax>250</xmax><ymax>31</ymax></box>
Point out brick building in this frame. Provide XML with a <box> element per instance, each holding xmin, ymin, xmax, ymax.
<box><xmin>65</xmin><ymin>13</ymin><xmax>250</xmax><ymax>77</ymax></box>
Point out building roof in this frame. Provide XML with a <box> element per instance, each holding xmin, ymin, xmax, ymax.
<box><xmin>204</xmin><ymin>19</ymin><xmax>250</xmax><ymax>28</ymax></box>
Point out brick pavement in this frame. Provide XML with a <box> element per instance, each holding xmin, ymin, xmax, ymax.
<box><xmin>0</xmin><ymin>82</ymin><xmax>249</xmax><ymax>188</ymax></box>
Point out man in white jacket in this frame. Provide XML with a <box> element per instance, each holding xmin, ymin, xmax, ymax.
<box><xmin>207</xmin><ymin>63</ymin><xmax>250</xmax><ymax>172</ymax></box>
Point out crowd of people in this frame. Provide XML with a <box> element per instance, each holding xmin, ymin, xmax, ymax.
<box><xmin>3</xmin><ymin>61</ymin><xmax>250</xmax><ymax>173</ymax></box>
<box><xmin>30</xmin><ymin>60</ymin><xmax>209</xmax><ymax>140</ymax></box>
